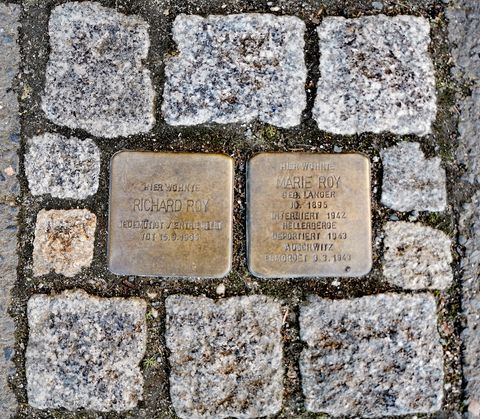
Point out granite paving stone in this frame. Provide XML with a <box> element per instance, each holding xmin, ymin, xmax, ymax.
<box><xmin>25</xmin><ymin>133</ymin><xmax>100</xmax><ymax>199</ymax></box>
<box><xmin>32</xmin><ymin>209</ymin><xmax>96</xmax><ymax>277</ymax></box>
<box><xmin>383</xmin><ymin>221</ymin><xmax>453</xmax><ymax>290</ymax></box>
<box><xmin>313</xmin><ymin>15</ymin><xmax>436</xmax><ymax>136</ymax></box>
<box><xmin>381</xmin><ymin>142</ymin><xmax>447</xmax><ymax>212</ymax></box>
<box><xmin>166</xmin><ymin>295</ymin><xmax>284</xmax><ymax>418</ymax></box>
<box><xmin>162</xmin><ymin>13</ymin><xmax>307</xmax><ymax>128</ymax></box>
<box><xmin>300</xmin><ymin>293</ymin><xmax>444</xmax><ymax>417</ymax></box>
<box><xmin>42</xmin><ymin>2</ymin><xmax>155</xmax><ymax>138</ymax></box>
<box><xmin>26</xmin><ymin>289</ymin><xmax>147</xmax><ymax>411</ymax></box>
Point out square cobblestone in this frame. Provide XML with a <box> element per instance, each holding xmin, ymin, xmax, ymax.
<box><xmin>383</xmin><ymin>221</ymin><xmax>453</xmax><ymax>290</ymax></box>
<box><xmin>162</xmin><ymin>14</ymin><xmax>306</xmax><ymax>128</ymax></box>
<box><xmin>32</xmin><ymin>209</ymin><xmax>96</xmax><ymax>277</ymax></box>
<box><xmin>381</xmin><ymin>142</ymin><xmax>447</xmax><ymax>211</ymax></box>
<box><xmin>313</xmin><ymin>15</ymin><xmax>436</xmax><ymax>135</ymax></box>
<box><xmin>166</xmin><ymin>295</ymin><xmax>284</xmax><ymax>418</ymax></box>
<box><xmin>25</xmin><ymin>133</ymin><xmax>100</xmax><ymax>199</ymax></box>
<box><xmin>26</xmin><ymin>289</ymin><xmax>146</xmax><ymax>411</ymax></box>
<box><xmin>300</xmin><ymin>294</ymin><xmax>444</xmax><ymax>417</ymax></box>
<box><xmin>41</xmin><ymin>2</ymin><xmax>154</xmax><ymax>138</ymax></box>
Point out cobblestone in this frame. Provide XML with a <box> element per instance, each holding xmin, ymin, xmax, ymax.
<box><xmin>381</xmin><ymin>142</ymin><xmax>447</xmax><ymax>212</ymax></box>
<box><xmin>42</xmin><ymin>2</ymin><xmax>155</xmax><ymax>138</ymax></box>
<box><xmin>166</xmin><ymin>295</ymin><xmax>284</xmax><ymax>418</ymax></box>
<box><xmin>26</xmin><ymin>289</ymin><xmax>147</xmax><ymax>411</ymax></box>
<box><xmin>162</xmin><ymin>14</ymin><xmax>307</xmax><ymax>128</ymax></box>
<box><xmin>300</xmin><ymin>294</ymin><xmax>444</xmax><ymax>417</ymax></box>
<box><xmin>25</xmin><ymin>133</ymin><xmax>100</xmax><ymax>199</ymax></box>
<box><xmin>383</xmin><ymin>221</ymin><xmax>453</xmax><ymax>290</ymax></box>
<box><xmin>313</xmin><ymin>15</ymin><xmax>436</xmax><ymax>136</ymax></box>
<box><xmin>32</xmin><ymin>209</ymin><xmax>96</xmax><ymax>277</ymax></box>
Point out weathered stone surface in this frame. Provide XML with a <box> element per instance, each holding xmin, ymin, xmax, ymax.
<box><xmin>0</xmin><ymin>204</ymin><xmax>18</xmax><ymax>418</ymax></box>
<box><xmin>0</xmin><ymin>3</ymin><xmax>20</xmax><ymax>199</ymax></box>
<box><xmin>300</xmin><ymin>294</ymin><xmax>444</xmax><ymax>417</ymax></box>
<box><xmin>162</xmin><ymin>14</ymin><xmax>306</xmax><ymax>128</ymax></box>
<box><xmin>32</xmin><ymin>209</ymin><xmax>96</xmax><ymax>277</ymax></box>
<box><xmin>456</xmin><ymin>87</ymin><xmax>480</xmax><ymax>185</ymax></box>
<box><xmin>313</xmin><ymin>15</ymin><xmax>436</xmax><ymax>136</ymax></box>
<box><xmin>448</xmin><ymin>1</ymin><xmax>480</xmax><ymax>186</ymax></box>
<box><xmin>383</xmin><ymin>221</ymin><xmax>453</xmax><ymax>290</ymax></box>
<box><xmin>166</xmin><ymin>295</ymin><xmax>283</xmax><ymax>418</ymax></box>
<box><xmin>460</xmin><ymin>192</ymin><xmax>480</xmax><ymax>417</ymax></box>
<box><xmin>26</xmin><ymin>289</ymin><xmax>147</xmax><ymax>411</ymax></box>
<box><xmin>0</xmin><ymin>4</ymin><xmax>20</xmax><ymax>416</ymax></box>
<box><xmin>448</xmin><ymin>2</ymin><xmax>480</xmax><ymax>416</ymax></box>
<box><xmin>25</xmin><ymin>133</ymin><xmax>100</xmax><ymax>199</ymax></box>
<box><xmin>42</xmin><ymin>2</ymin><xmax>154</xmax><ymax>138</ymax></box>
<box><xmin>381</xmin><ymin>142</ymin><xmax>447</xmax><ymax>211</ymax></box>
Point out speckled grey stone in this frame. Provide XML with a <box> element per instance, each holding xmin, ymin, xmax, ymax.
<box><xmin>300</xmin><ymin>294</ymin><xmax>444</xmax><ymax>417</ymax></box>
<box><xmin>26</xmin><ymin>289</ymin><xmax>147</xmax><ymax>412</ymax></box>
<box><xmin>0</xmin><ymin>4</ymin><xmax>20</xmax><ymax>416</ymax></box>
<box><xmin>383</xmin><ymin>221</ymin><xmax>453</xmax><ymax>290</ymax></box>
<box><xmin>166</xmin><ymin>295</ymin><xmax>283</xmax><ymax>419</ymax></box>
<box><xmin>25</xmin><ymin>133</ymin><xmax>100</xmax><ymax>199</ymax></box>
<box><xmin>381</xmin><ymin>142</ymin><xmax>447</xmax><ymax>211</ymax></box>
<box><xmin>32</xmin><ymin>209</ymin><xmax>96</xmax><ymax>277</ymax></box>
<box><xmin>162</xmin><ymin>14</ymin><xmax>306</xmax><ymax>128</ymax></box>
<box><xmin>313</xmin><ymin>15</ymin><xmax>436</xmax><ymax>135</ymax></box>
<box><xmin>448</xmin><ymin>2</ymin><xmax>480</xmax><ymax>186</ymax></box>
<box><xmin>42</xmin><ymin>2</ymin><xmax>155</xmax><ymax>138</ymax></box>
<box><xmin>459</xmin><ymin>191</ymin><xmax>480</xmax><ymax>417</ymax></box>
<box><xmin>0</xmin><ymin>204</ymin><xmax>18</xmax><ymax>418</ymax></box>
<box><xmin>0</xmin><ymin>3</ymin><xmax>20</xmax><ymax>199</ymax></box>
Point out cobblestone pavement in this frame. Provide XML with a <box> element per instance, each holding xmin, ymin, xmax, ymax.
<box><xmin>0</xmin><ymin>0</ymin><xmax>478</xmax><ymax>418</ymax></box>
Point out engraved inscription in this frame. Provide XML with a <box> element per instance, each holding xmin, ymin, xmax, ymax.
<box><xmin>247</xmin><ymin>153</ymin><xmax>371</xmax><ymax>278</ymax></box>
<box><xmin>108</xmin><ymin>152</ymin><xmax>233</xmax><ymax>277</ymax></box>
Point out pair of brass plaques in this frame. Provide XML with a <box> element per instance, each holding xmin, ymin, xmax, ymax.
<box><xmin>108</xmin><ymin>152</ymin><xmax>371</xmax><ymax>278</ymax></box>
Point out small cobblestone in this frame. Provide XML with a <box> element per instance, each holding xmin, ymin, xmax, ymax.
<box><xmin>166</xmin><ymin>295</ymin><xmax>284</xmax><ymax>418</ymax></box>
<box><xmin>42</xmin><ymin>2</ymin><xmax>155</xmax><ymax>138</ymax></box>
<box><xmin>162</xmin><ymin>14</ymin><xmax>306</xmax><ymax>128</ymax></box>
<box><xmin>300</xmin><ymin>294</ymin><xmax>444</xmax><ymax>417</ymax></box>
<box><xmin>381</xmin><ymin>142</ymin><xmax>447</xmax><ymax>211</ymax></box>
<box><xmin>313</xmin><ymin>15</ymin><xmax>436</xmax><ymax>136</ymax></box>
<box><xmin>32</xmin><ymin>209</ymin><xmax>96</xmax><ymax>277</ymax></box>
<box><xmin>25</xmin><ymin>133</ymin><xmax>100</xmax><ymax>199</ymax></box>
<box><xmin>26</xmin><ymin>289</ymin><xmax>147</xmax><ymax>411</ymax></box>
<box><xmin>383</xmin><ymin>221</ymin><xmax>453</xmax><ymax>290</ymax></box>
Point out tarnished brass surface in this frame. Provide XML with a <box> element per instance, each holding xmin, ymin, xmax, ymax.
<box><xmin>108</xmin><ymin>152</ymin><xmax>233</xmax><ymax>277</ymax></box>
<box><xmin>247</xmin><ymin>153</ymin><xmax>372</xmax><ymax>278</ymax></box>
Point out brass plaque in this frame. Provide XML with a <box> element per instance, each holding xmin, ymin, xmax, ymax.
<box><xmin>108</xmin><ymin>152</ymin><xmax>233</xmax><ymax>277</ymax></box>
<box><xmin>247</xmin><ymin>153</ymin><xmax>372</xmax><ymax>278</ymax></box>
